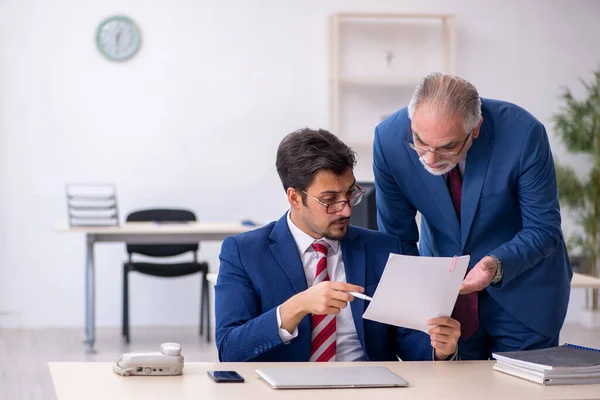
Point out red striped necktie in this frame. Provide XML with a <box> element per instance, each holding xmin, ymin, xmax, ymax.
<box><xmin>309</xmin><ymin>241</ymin><xmax>336</xmax><ymax>362</ymax></box>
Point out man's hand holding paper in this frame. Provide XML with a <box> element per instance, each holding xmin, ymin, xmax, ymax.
<box><xmin>428</xmin><ymin>317</ymin><xmax>461</xmax><ymax>360</ymax></box>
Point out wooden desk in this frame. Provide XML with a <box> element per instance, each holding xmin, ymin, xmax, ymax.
<box><xmin>54</xmin><ymin>222</ymin><xmax>256</xmax><ymax>352</ymax></box>
<box><xmin>49</xmin><ymin>361</ymin><xmax>600</xmax><ymax>400</ymax></box>
<box><xmin>572</xmin><ymin>272</ymin><xmax>600</xmax><ymax>289</ymax></box>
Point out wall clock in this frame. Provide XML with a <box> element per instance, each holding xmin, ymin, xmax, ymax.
<box><xmin>96</xmin><ymin>15</ymin><xmax>141</xmax><ymax>62</ymax></box>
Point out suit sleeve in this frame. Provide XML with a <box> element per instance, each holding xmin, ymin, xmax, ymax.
<box><xmin>394</xmin><ymin>328</ymin><xmax>435</xmax><ymax>361</ymax></box>
<box><xmin>215</xmin><ymin>236</ymin><xmax>284</xmax><ymax>361</ymax></box>
<box><xmin>373</xmin><ymin>126</ymin><xmax>420</xmax><ymax>256</ymax></box>
<box><xmin>490</xmin><ymin>121</ymin><xmax>564</xmax><ymax>286</ymax></box>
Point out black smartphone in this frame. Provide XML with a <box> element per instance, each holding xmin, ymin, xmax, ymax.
<box><xmin>151</xmin><ymin>220</ymin><xmax>191</xmax><ymax>224</ymax></box>
<box><xmin>207</xmin><ymin>370</ymin><xmax>245</xmax><ymax>383</ymax></box>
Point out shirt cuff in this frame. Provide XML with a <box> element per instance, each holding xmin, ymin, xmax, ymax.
<box><xmin>276</xmin><ymin>305</ymin><xmax>298</xmax><ymax>343</ymax></box>
<box><xmin>432</xmin><ymin>347</ymin><xmax>459</xmax><ymax>361</ymax></box>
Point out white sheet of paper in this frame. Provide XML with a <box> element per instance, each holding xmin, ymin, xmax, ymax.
<box><xmin>362</xmin><ymin>253</ymin><xmax>470</xmax><ymax>333</ymax></box>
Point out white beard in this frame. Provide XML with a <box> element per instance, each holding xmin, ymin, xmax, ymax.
<box><xmin>419</xmin><ymin>156</ymin><xmax>456</xmax><ymax>176</ymax></box>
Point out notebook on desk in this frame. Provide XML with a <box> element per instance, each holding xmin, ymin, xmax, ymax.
<box><xmin>492</xmin><ymin>343</ymin><xmax>600</xmax><ymax>385</ymax></box>
<box><xmin>255</xmin><ymin>366</ymin><xmax>409</xmax><ymax>389</ymax></box>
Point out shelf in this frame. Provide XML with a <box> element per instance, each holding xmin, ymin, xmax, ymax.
<box><xmin>337</xmin><ymin>76</ymin><xmax>421</xmax><ymax>88</ymax></box>
<box><xmin>336</xmin><ymin>13</ymin><xmax>453</xmax><ymax>21</ymax></box>
<box><xmin>329</xmin><ymin>12</ymin><xmax>455</xmax><ymax>155</ymax></box>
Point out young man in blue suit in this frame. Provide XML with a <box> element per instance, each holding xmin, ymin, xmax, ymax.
<box><xmin>374</xmin><ymin>73</ymin><xmax>572</xmax><ymax>360</ymax></box>
<box><xmin>216</xmin><ymin>128</ymin><xmax>461</xmax><ymax>362</ymax></box>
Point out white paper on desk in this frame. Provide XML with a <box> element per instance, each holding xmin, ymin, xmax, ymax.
<box><xmin>362</xmin><ymin>254</ymin><xmax>470</xmax><ymax>333</ymax></box>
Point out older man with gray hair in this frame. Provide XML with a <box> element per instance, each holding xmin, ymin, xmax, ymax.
<box><xmin>373</xmin><ymin>73</ymin><xmax>572</xmax><ymax>360</ymax></box>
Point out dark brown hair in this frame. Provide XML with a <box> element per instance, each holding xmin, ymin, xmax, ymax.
<box><xmin>276</xmin><ymin>128</ymin><xmax>356</xmax><ymax>201</ymax></box>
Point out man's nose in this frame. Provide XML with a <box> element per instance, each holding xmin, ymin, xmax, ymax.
<box><xmin>424</xmin><ymin>150</ymin><xmax>439</xmax><ymax>165</ymax></box>
<box><xmin>339</xmin><ymin>202</ymin><xmax>352</xmax><ymax>218</ymax></box>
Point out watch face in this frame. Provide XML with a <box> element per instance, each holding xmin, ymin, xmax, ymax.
<box><xmin>96</xmin><ymin>16</ymin><xmax>141</xmax><ymax>61</ymax></box>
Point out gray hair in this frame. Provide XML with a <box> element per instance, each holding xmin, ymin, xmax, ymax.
<box><xmin>407</xmin><ymin>73</ymin><xmax>482</xmax><ymax>134</ymax></box>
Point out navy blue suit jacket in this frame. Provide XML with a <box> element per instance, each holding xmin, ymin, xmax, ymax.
<box><xmin>215</xmin><ymin>214</ymin><xmax>434</xmax><ymax>362</ymax></box>
<box><xmin>373</xmin><ymin>98</ymin><xmax>572</xmax><ymax>338</ymax></box>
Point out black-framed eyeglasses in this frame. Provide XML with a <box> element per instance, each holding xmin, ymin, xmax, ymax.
<box><xmin>301</xmin><ymin>184</ymin><xmax>365</xmax><ymax>214</ymax></box>
<box><xmin>407</xmin><ymin>125</ymin><xmax>472</xmax><ymax>157</ymax></box>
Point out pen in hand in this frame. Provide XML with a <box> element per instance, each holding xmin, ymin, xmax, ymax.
<box><xmin>347</xmin><ymin>291</ymin><xmax>373</xmax><ymax>302</ymax></box>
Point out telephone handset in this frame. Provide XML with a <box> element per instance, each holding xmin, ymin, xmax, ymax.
<box><xmin>113</xmin><ymin>342</ymin><xmax>184</xmax><ymax>376</ymax></box>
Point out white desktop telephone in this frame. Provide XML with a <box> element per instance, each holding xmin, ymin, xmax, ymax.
<box><xmin>113</xmin><ymin>342</ymin><xmax>184</xmax><ymax>376</ymax></box>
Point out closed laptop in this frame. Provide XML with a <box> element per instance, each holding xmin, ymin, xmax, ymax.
<box><xmin>255</xmin><ymin>366</ymin><xmax>409</xmax><ymax>389</ymax></box>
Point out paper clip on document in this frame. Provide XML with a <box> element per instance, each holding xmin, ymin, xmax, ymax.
<box><xmin>448</xmin><ymin>256</ymin><xmax>458</xmax><ymax>272</ymax></box>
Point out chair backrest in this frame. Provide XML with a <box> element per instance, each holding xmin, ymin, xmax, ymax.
<box><xmin>126</xmin><ymin>208</ymin><xmax>199</xmax><ymax>257</ymax></box>
<box><xmin>349</xmin><ymin>181</ymin><xmax>378</xmax><ymax>230</ymax></box>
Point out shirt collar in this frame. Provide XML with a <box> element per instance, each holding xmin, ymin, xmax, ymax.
<box><xmin>458</xmin><ymin>157</ymin><xmax>466</xmax><ymax>175</ymax></box>
<box><xmin>286</xmin><ymin>210</ymin><xmax>340</xmax><ymax>256</ymax></box>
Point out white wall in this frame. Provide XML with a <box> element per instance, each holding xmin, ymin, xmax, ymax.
<box><xmin>1</xmin><ymin>0</ymin><xmax>599</xmax><ymax>328</ymax></box>
<box><xmin>0</xmin><ymin>6</ymin><xmax>8</xmax><ymax>325</ymax></box>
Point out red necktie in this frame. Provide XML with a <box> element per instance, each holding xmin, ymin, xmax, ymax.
<box><xmin>448</xmin><ymin>166</ymin><xmax>479</xmax><ymax>340</ymax></box>
<box><xmin>310</xmin><ymin>241</ymin><xmax>336</xmax><ymax>362</ymax></box>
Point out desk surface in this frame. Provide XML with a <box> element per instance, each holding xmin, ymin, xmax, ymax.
<box><xmin>572</xmin><ymin>272</ymin><xmax>600</xmax><ymax>289</ymax></box>
<box><xmin>49</xmin><ymin>361</ymin><xmax>599</xmax><ymax>400</ymax></box>
<box><xmin>54</xmin><ymin>221</ymin><xmax>257</xmax><ymax>235</ymax></box>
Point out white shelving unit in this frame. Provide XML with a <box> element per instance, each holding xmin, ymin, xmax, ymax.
<box><xmin>329</xmin><ymin>13</ymin><xmax>456</xmax><ymax>151</ymax></box>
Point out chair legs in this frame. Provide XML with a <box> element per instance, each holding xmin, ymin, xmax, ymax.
<box><xmin>200</xmin><ymin>274</ymin><xmax>210</xmax><ymax>343</ymax></box>
<box><xmin>122</xmin><ymin>265</ymin><xmax>130</xmax><ymax>344</ymax></box>
<box><xmin>123</xmin><ymin>265</ymin><xmax>208</xmax><ymax>345</ymax></box>
<box><xmin>205</xmin><ymin>275</ymin><xmax>210</xmax><ymax>343</ymax></box>
<box><xmin>200</xmin><ymin>274</ymin><xmax>205</xmax><ymax>337</ymax></box>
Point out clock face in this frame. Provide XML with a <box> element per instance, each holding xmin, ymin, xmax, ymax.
<box><xmin>96</xmin><ymin>16</ymin><xmax>141</xmax><ymax>61</ymax></box>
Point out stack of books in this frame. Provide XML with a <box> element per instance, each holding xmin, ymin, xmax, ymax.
<box><xmin>492</xmin><ymin>344</ymin><xmax>600</xmax><ymax>386</ymax></box>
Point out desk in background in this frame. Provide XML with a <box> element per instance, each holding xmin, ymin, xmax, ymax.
<box><xmin>572</xmin><ymin>272</ymin><xmax>600</xmax><ymax>289</ymax></box>
<box><xmin>54</xmin><ymin>222</ymin><xmax>256</xmax><ymax>352</ymax></box>
<box><xmin>49</xmin><ymin>361</ymin><xmax>599</xmax><ymax>400</ymax></box>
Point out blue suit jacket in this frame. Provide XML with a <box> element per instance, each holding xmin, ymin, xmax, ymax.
<box><xmin>373</xmin><ymin>98</ymin><xmax>572</xmax><ymax>338</ymax></box>
<box><xmin>215</xmin><ymin>214</ymin><xmax>434</xmax><ymax>362</ymax></box>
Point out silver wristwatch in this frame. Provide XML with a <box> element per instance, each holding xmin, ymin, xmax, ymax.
<box><xmin>489</xmin><ymin>255</ymin><xmax>503</xmax><ymax>284</ymax></box>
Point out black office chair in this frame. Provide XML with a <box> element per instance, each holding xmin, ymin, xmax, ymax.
<box><xmin>122</xmin><ymin>209</ymin><xmax>210</xmax><ymax>343</ymax></box>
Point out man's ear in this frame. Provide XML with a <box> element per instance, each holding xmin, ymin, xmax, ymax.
<box><xmin>472</xmin><ymin>118</ymin><xmax>484</xmax><ymax>139</ymax></box>
<box><xmin>287</xmin><ymin>187</ymin><xmax>302</xmax><ymax>210</ymax></box>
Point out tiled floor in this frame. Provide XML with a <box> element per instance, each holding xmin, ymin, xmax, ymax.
<box><xmin>1</xmin><ymin>324</ymin><xmax>599</xmax><ymax>400</ymax></box>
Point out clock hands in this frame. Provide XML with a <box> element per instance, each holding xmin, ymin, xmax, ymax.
<box><xmin>115</xmin><ymin>28</ymin><xmax>122</xmax><ymax>51</ymax></box>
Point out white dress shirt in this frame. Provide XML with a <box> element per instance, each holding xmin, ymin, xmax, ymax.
<box><xmin>458</xmin><ymin>158</ymin><xmax>466</xmax><ymax>176</ymax></box>
<box><xmin>275</xmin><ymin>211</ymin><xmax>365</xmax><ymax>361</ymax></box>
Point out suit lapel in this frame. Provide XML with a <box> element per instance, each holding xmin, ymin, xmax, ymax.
<box><xmin>461</xmin><ymin>123</ymin><xmax>493</xmax><ymax>250</ymax></box>
<box><xmin>341</xmin><ymin>230</ymin><xmax>367</xmax><ymax>356</ymax></box>
<box><xmin>405</xmin><ymin>142</ymin><xmax>461</xmax><ymax>240</ymax></box>
<box><xmin>269</xmin><ymin>215</ymin><xmax>308</xmax><ymax>293</ymax></box>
